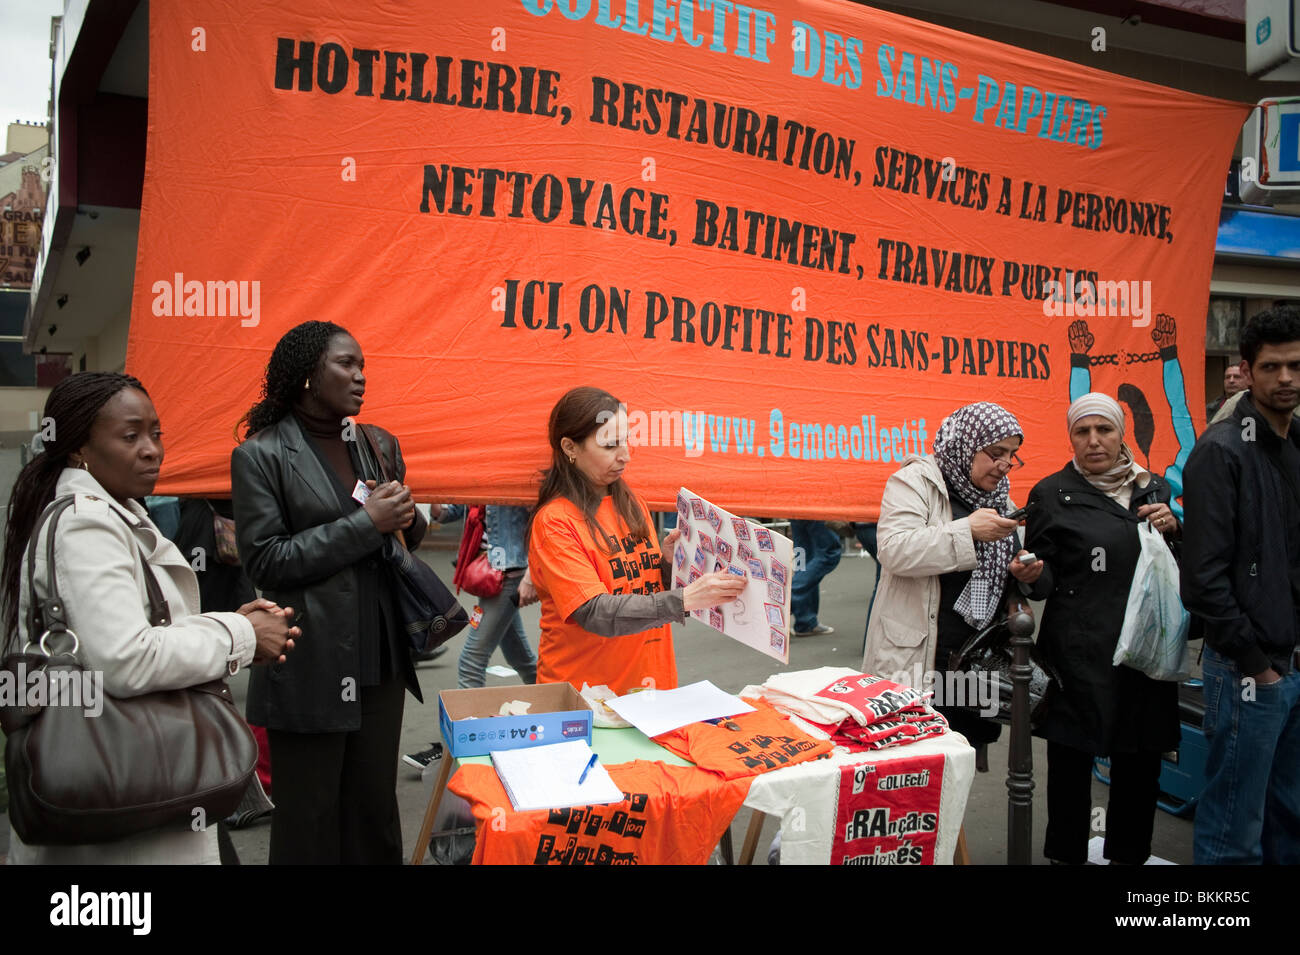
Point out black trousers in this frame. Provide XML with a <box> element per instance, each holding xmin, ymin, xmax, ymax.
<box><xmin>266</xmin><ymin>678</ymin><xmax>406</xmax><ymax>865</ymax></box>
<box><xmin>1044</xmin><ymin>741</ymin><xmax>1162</xmax><ymax>865</ymax></box>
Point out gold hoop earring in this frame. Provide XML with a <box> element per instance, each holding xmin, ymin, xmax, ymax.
<box><xmin>304</xmin><ymin>379</ymin><xmax>310</xmax><ymax>391</ymax></box>
<box><xmin>568</xmin><ymin>456</ymin><xmax>576</xmax><ymax>465</ymax></box>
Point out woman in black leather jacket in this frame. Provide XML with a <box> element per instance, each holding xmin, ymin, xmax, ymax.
<box><xmin>231</xmin><ymin>321</ymin><xmax>426</xmax><ymax>864</ymax></box>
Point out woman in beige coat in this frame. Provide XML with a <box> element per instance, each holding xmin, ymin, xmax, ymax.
<box><xmin>863</xmin><ymin>403</ymin><xmax>1042</xmax><ymax>755</ymax></box>
<box><xmin>1</xmin><ymin>372</ymin><xmax>297</xmax><ymax>863</ymax></box>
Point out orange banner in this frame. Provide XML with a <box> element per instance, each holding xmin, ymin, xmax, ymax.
<box><xmin>128</xmin><ymin>0</ymin><xmax>1248</xmax><ymax>519</ymax></box>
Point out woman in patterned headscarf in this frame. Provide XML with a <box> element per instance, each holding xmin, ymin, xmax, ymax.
<box><xmin>863</xmin><ymin>402</ymin><xmax>1042</xmax><ymax>761</ymax></box>
<box><xmin>1022</xmin><ymin>392</ymin><xmax>1180</xmax><ymax>866</ymax></box>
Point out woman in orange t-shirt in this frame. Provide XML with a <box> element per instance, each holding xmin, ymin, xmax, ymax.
<box><xmin>528</xmin><ymin>387</ymin><xmax>745</xmax><ymax>694</ymax></box>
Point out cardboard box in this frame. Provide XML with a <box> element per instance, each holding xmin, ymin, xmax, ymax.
<box><xmin>439</xmin><ymin>683</ymin><xmax>593</xmax><ymax>758</ymax></box>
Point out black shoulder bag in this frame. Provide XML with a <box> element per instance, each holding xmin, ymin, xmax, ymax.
<box><xmin>357</xmin><ymin>426</ymin><xmax>469</xmax><ymax>654</ymax></box>
<box><xmin>947</xmin><ymin>615</ymin><xmax>1060</xmax><ymax>725</ymax></box>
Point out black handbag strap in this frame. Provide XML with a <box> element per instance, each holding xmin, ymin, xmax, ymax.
<box><xmin>358</xmin><ymin>423</ymin><xmax>393</xmax><ymax>484</ymax></box>
<box><xmin>358</xmin><ymin>424</ymin><xmax>419</xmax><ymax>553</ymax></box>
<box><xmin>25</xmin><ymin>495</ymin><xmax>171</xmax><ymax>655</ymax></box>
<box><xmin>23</xmin><ymin>496</ymin><xmax>74</xmax><ymax>645</ymax></box>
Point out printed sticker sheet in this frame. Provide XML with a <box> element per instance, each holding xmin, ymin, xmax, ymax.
<box><xmin>672</xmin><ymin>487</ymin><xmax>793</xmax><ymax>663</ymax></box>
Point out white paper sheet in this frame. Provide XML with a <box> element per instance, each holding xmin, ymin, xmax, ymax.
<box><xmin>605</xmin><ymin>680</ymin><xmax>756</xmax><ymax>738</ymax></box>
<box><xmin>671</xmin><ymin>487</ymin><xmax>794</xmax><ymax>663</ymax></box>
<box><xmin>490</xmin><ymin>739</ymin><xmax>623</xmax><ymax>812</ymax></box>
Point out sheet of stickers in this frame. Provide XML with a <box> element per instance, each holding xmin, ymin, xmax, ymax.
<box><xmin>673</xmin><ymin>487</ymin><xmax>794</xmax><ymax>664</ymax></box>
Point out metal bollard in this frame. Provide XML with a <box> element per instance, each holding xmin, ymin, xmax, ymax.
<box><xmin>1005</xmin><ymin>602</ymin><xmax>1036</xmax><ymax>865</ymax></box>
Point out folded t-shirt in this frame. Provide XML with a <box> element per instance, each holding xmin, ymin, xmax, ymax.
<box><xmin>833</xmin><ymin>708</ymin><xmax>949</xmax><ymax>750</ymax></box>
<box><xmin>752</xmin><ymin>668</ymin><xmax>927</xmax><ymax>728</ymax></box>
<box><xmin>751</xmin><ymin>667</ymin><xmax>866</xmax><ymax>725</ymax></box>
<box><xmin>652</xmin><ymin>698</ymin><xmax>833</xmax><ymax>779</ymax></box>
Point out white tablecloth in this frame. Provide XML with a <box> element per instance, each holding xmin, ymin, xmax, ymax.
<box><xmin>742</xmin><ymin>731</ymin><xmax>976</xmax><ymax>865</ymax></box>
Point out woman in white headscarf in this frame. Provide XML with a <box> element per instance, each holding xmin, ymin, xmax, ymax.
<box><xmin>863</xmin><ymin>402</ymin><xmax>1042</xmax><ymax>760</ymax></box>
<box><xmin>1023</xmin><ymin>392</ymin><xmax>1181</xmax><ymax>865</ymax></box>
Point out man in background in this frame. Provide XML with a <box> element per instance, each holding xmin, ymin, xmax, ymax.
<box><xmin>1206</xmin><ymin>360</ymin><xmax>1246</xmax><ymax>419</ymax></box>
<box><xmin>1182</xmin><ymin>307</ymin><xmax>1300</xmax><ymax>864</ymax></box>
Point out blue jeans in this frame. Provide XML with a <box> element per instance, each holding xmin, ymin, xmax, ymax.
<box><xmin>790</xmin><ymin>520</ymin><xmax>842</xmax><ymax>632</ymax></box>
<box><xmin>457</xmin><ymin>572</ymin><xmax>538</xmax><ymax>689</ymax></box>
<box><xmin>1194</xmin><ymin>645</ymin><xmax>1300</xmax><ymax>864</ymax></box>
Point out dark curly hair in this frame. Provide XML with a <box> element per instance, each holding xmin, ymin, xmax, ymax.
<box><xmin>1240</xmin><ymin>305</ymin><xmax>1300</xmax><ymax>366</ymax></box>
<box><xmin>2</xmin><ymin>372</ymin><xmax>146</xmax><ymax>644</ymax></box>
<box><xmin>240</xmin><ymin>321</ymin><xmax>350</xmax><ymax>438</ymax></box>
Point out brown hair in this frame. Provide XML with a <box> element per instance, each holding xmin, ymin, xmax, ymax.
<box><xmin>530</xmin><ymin>386</ymin><xmax>649</xmax><ymax>554</ymax></box>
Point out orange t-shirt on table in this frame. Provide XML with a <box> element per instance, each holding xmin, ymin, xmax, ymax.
<box><xmin>447</xmin><ymin>760</ymin><xmax>749</xmax><ymax>865</ymax></box>
<box><xmin>651</xmin><ymin>698</ymin><xmax>834</xmax><ymax>779</ymax></box>
<box><xmin>528</xmin><ymin>494</ymin><xmax>677</xmax><ymax>694</ymax></box>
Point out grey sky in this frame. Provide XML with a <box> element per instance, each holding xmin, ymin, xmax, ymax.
<box><xmin>0</xmin><ymin>0</ymin><xmax>67</xmax><ymax>130</ymax></box>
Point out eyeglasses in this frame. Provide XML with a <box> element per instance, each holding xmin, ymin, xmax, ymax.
<box><xmin>980</xmin><ymin>447</ymin><xmax>1025</xmax><ymax>470</ymax></box>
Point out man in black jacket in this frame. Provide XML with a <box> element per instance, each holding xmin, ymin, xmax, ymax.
<box><xmin>1182</xmin><ymin>306</ymin><xmax>1300</xmax><ymax>865</ymax></box>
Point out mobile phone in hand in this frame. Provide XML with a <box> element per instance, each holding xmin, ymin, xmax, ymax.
<box><xmin>1005</xmin><ymin>502</ymin><xmax>1035</xmax><ymax>521</ymax></box>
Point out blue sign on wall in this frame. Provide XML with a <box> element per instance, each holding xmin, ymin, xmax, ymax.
<box><xmin>1281</xmin><ymin>112</ymin><xmax>1300</xmax><ymax>173</ymax></box>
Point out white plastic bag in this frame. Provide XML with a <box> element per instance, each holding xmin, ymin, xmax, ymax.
<box><xmin>1113</xmin><ymin>521</ymin><xmax>1192</xmax><ymax>681</ymax></box>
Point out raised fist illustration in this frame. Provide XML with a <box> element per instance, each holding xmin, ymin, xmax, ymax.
<box><xmin>1152</xmin><ymin>313</ymin><xmax>1177</xmax><ymax>351</ymax></box>
<box><xmin>1068</xmin><ymin>319</ymin><xmax>1094</xmax><ymax>355</ymax></box>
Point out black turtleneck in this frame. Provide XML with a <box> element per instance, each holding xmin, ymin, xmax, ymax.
<box><xmin>294</xmin><ymin>406</ymin><xmax>358</xmax><ymax>499</ymax></box>
<box><xmin>293</xmin><ymin>408</ymin><xmax>400</xmax><ymax>686</ymax></box>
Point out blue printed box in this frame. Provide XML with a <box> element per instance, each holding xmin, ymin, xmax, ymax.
<box><xmin>439</xmin><ymin>683</ymin><xmax>593</xmax><ymax>758</ymax></box>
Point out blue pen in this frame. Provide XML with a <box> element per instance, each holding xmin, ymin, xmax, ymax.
<box><xmin>578</xmin><ymin>752</ymin><xmax>599</xmax><ymax>785</ymax></box>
